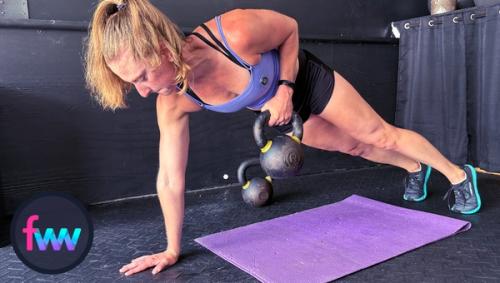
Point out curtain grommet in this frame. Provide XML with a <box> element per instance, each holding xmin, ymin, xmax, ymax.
<box><xmin>453</xmin><ymin>16</ymin><xmax>460</xmax><ymax>23</ymax></box>
<box><xmin>471</xmin><ymin>12</ymin><xmax>486</xmax><ymax>19</ymax></box>
<box><xmin>428</xmin><ymin>20</ymin><xmax>435</xmax><ymax>27</ymax></box>
<box><xmin>404</xmin><ymin>22</ymin><xmax>411</xmax><ymax>29</ymax></box>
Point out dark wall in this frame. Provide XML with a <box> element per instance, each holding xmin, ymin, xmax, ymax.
<box><xmin>26</xmin><ymin>0</ymin><xmax>427</xmax><ymax>40</ymax></box>
<box><xmin>1</xmin><ymin>0</ymin><xmax>428</xmax><ymax>215</ymax></box>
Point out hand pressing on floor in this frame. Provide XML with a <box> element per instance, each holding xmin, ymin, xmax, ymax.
<box><xmin>119</xmin><ymin>250</ymin><xmax>179</xmax><ymax>276</ymax></box>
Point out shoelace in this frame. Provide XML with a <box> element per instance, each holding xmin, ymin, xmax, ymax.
<box><xmin>443</xmin><ymin>184</ymin><xmax>468</xmax><ymax>211</ymax></box>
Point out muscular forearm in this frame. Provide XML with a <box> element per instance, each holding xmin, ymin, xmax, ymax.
<box><xmin>156</xmin><ymin>185</ymin><xmax>185</xmax><ymax>256</ymax></box>
<box><xmin>278</xmin><ymin>19</ymin><xmax>299</xmax><ymax>82</ymax></box>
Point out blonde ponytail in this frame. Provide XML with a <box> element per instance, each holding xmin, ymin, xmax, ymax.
<box><xmin>84</xmin><ymin>0</ymin><xmax>190</xmax><ymax>110</ymax></box>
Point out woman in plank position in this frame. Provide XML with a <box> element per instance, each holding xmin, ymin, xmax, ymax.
<box><xmin>85</xmin><ymin>0</ymin><xmax>482</xmax><ymax>276</ymax></box>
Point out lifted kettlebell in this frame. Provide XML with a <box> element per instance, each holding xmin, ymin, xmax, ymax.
<box><xmin>237</xmin><ymin>158</ymin><xmax>273</xmax><ymax>207</ymax></box>
<box><xmin>253</xmin><ymin>110</ymin><xmax>304</xmax><ymax>179</ymax></box>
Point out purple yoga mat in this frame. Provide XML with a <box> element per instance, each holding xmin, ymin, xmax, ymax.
<box><xmin>195</xmin><ymin>195</ymin><xmax>471</xmax><ymax>282</ymax></box>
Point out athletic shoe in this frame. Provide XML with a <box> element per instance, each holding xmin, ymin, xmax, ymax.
<box><xmin>443</xmin><ymin>164</ymin><xmax>482</xmax><ymax>214</ymax></box>
<box><xmin>403</xmin><ymin>164</ymin><xmax>432</xmax><ymax>202</ymax></box>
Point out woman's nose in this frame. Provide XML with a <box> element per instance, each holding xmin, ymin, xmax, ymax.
<box><xmin>135</xmin><ymin>84</ymin><xmax>151</xmax><ymax>98</ymax></box>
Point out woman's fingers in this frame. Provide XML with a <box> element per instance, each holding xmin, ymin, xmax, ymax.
<box><xmin>118</xmin><ymin>251</ymin><xmax>179</xmax><ymax>276</ymax></box>
<box><xmin>277</xmin><ymin>112</ymin><xmax>293</xmax><ymax>126</ymax></box>
<box><xmin>263</xmin><ymin>107</ymin><xmax>276</xmax><ymax>126</ymax></box>
<box><xmin>123</xmin><ymin>264</ymin><xmax>149</xmax><ymax>276</ymax></box>
<box><xmin>152</xmin><ymin>259</ymin><xmax>170</xmax><ymax>275</ymax></box>
<box><xmin>120</xmin><ymin>256</ymin><xmax>157</xmax><ymax>276</ymax></box>
<box><xmin>119</xmin><ymin>262</ymin><xmax>136</xmax><ymax>273</ymax></box>
<box><xmin>123</xmin><ymin>259</ymin><xmax>158</xmax><ymax>276</ymax></box>
<box><xmin>267</xmin><ymin>109</ymin><xmax>286</xmax><ymax>126</ymax></box>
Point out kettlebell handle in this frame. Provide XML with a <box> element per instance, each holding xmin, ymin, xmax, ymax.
<box><xmin>237</xmin><ymin>158</ymin><xmax>261</xmax><ymax>185</ymax></box>
<box><xmin>253</xmin><ymin>110</ymin><xmax>303</xmax><ymax>149</ymax></box>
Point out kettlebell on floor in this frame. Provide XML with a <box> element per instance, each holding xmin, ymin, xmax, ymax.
<box><xmin>237</xmin><ymin>158</ymin><xmax>273</xmax><ymax>207</ymax></box>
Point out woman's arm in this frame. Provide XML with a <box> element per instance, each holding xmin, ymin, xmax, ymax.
<box><xmin>223</xmin><ymin>9</ymin><xmax>299</xmax><ymax>80</ymax></box>
<box><xmin>155</xmin><ymin>94</ymin><xmax>191</xmax><ymax>257</ymax></box>
<box><xmin>241</xmin><ymin>9</ymin><xmax>299</xmax><ymax>84</ymax></box>
<box><xmin>222</xmin><ymin>9</ymin><xmax>300</xmax><ymax>126</ymax></box>
<box><xmin>119</xmin><ymin>94</ymin><xmax>194</xmax><ymax>276</ymax></box>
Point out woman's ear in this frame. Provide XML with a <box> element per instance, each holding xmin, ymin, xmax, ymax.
<box><xmin>160</xmin><ymin>42</ymin><xmax>174</xmax><ymax>62</ymax></box>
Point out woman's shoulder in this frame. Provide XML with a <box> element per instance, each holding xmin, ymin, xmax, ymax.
<box><xmin>196</xmin><ymin>9</ymin><xmax>265</xmax><ymax>57</ymax></box>
<box><xmin>199</xmin><ymin>9</ymin><xmax>266</xmax><ymax>35</ymax></box>
<box><xmin>156</xmin><ymin>91</ymin><xmax>202</xmax><ymax>117</ymax></box>
<box><xmin>217</xmin><ymin>9</ymin><xmax>263</xmax><ymax>31</ymax></box>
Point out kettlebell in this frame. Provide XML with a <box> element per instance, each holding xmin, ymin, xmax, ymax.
<box><xmin>253</xmin><ymin>110</ymin><xmax>304</xmax><ymax>179</ymax></box>
<box><xmin>237</xmin><ymin>158</ymin><xmax>273</xmax><ymax>207</ymax></box>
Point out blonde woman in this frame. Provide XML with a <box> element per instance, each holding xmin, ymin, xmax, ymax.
<box><xmin>85</xmin><ymin>0</ymin><xmax>482</xmax><ymax>276</ymax></box>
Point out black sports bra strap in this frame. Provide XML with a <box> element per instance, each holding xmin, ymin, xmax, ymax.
<box><xmin>178</xmin><ymin>82</ymin><xmax>210</xmax><ymax>106</ymax></box>
<box><xmin>186</xmin><ymin>87</ymin><xmax>210</xmax><ymax>105</ymax></box>
<box><xmin>190</xmin><ymin>32</ymin><xmax>235</xmax><ymax>63</ymax></box>
<box><xmin>199</xmin><ymin>24</ymin><xmax>232</xmax><ymax>54</ymax></box>
<box><xmin>198</xmin><ymin>24</ymin><xmax>246</xmax><ymax>68</ymax></box>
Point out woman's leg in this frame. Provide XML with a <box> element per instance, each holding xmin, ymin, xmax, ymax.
<box><xmin>300</xmin><ymin>114</ymin><xmax>433</xmax><ymax>201</ymax></box>
<box><xmin>300</xmin><ymin>115</ymin><xmax>422</xmax><ymax>173</ymax></box>
<box><xmin>318</xmin><ymin>71</ymin><xmax>466</xmax><ymax>185</ymax></box>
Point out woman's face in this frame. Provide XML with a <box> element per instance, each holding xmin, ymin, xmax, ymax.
<box><xmin>107</xmin><ymin>47</ymin><xmax>176</xmax><ymax>97</ymax></box>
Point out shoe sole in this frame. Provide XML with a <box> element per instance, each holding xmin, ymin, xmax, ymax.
<box><xmin>460</xmin><ymin>164</ymin><xmax>482</xmax><ymax>214</ymax></box>
<box><xmin>403</xmin><ymin>165</ymin><xmax>432</xmax><ymax>202</ymax></box>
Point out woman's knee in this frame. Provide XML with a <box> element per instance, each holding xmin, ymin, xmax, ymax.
<box><xmin>353</xmin><ymin>123</ymin><xmax>400</xmax><ymax>151</ymax></box>
<box><xmin>339</xmin><ymin>142</ymin><xmax>373</xmax><ymax>157</ymax></box>
<box><xmin>374</xmin><ymin>126</ymin><xmax>400</xmax><ymax>150</ymax></box>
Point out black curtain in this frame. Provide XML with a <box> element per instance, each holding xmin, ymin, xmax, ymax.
<box><xmin>394</xmin><ymin>4</ymin><xmax>500</xmax><ymax>171</ymax></box>
<box><xmin>466</xmin><ymin>6</ymin><xmax>500</xmax><ymax>172</ymax></box>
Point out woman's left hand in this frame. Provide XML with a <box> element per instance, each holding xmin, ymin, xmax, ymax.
<box><xmin>261</xmin><ymin>85</ymin><xmax>294</xmax><ymax>127</ymax></box>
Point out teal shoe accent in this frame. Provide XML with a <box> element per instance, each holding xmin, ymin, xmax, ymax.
<box><xmin>461</xmin><ymin>164</ymin><xmax>482</xmax><ymax>214</ymax></box>
<box><xmin>412</xmin><ymin>165</ymin><xmax>432</xmax><ymax>202</ymax></box>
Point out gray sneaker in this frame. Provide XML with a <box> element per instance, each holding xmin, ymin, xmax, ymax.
<box><xmin>443</xmin><ymin>164</ymin><xmax>482</xmax><ymax>214</ymax></box>
<box><xmin>403</xmin><ymin>164</ymin><xmax>432</xmax><ymax>202</ymax></box>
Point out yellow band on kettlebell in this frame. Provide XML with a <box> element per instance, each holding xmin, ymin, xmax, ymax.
<box><xmin>291</xmin><ymin>135</ymin><xmax>301</xmax><ymax>144</ymax></box>
<box><xmin>242</xmin><ymin>181</ymin><xmax>250</xmax><ymax>189</ymax></box>
<box><xmin>265</xmin><ymin>176</ymin><xmax>272</xmax><ymax>183</ymax></box>
<box><xmin>260</xmin><ymin>140</ymin><xmax>273</xmax><ymax>153</ymax></box>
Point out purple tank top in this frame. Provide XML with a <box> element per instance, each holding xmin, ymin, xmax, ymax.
<box><xmin>182</xmin><ymin>16</ymin><xmax>280</xmax><ymax>113</ymax></box>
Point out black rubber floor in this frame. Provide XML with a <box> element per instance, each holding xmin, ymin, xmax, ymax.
<box><xmin>1</xmin><ymin>166</ymin><xmax>499</xmax><ymax>282</ymax></box>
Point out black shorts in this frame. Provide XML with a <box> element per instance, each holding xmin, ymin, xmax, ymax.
<box><xmin>272</xmin><ymin>49</ymin><xmax>335</xmax><ymax>134</ymax></box>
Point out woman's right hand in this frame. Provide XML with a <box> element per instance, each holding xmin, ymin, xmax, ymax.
<box><xmin>119</xmin><ymin>250</ymin><xmax>179</xmax><ymax>276</ymax></box>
